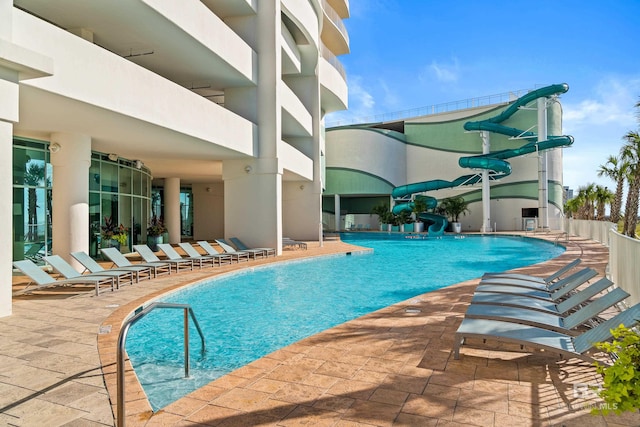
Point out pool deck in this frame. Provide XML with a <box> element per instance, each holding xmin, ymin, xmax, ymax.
<box><xmin>2</xmin><ymin>233</ymin><xmax>640</xmax><ymax>426</ymax></box>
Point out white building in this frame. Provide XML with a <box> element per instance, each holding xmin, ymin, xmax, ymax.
<box><xmin>3</xmin><ymin>0</ymin><xmax>349</xmax><ymax>317</ymax></box>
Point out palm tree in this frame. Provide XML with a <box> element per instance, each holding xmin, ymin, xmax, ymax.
<box><xmin>575</xmin><ymin>184</ymin><xmax>596</xmax><ymax>220</ymax></box>
<box><xmin>597</xmin><ymin>154</ymin><xmax>628</xmax><ymax>224</ymax></box>
<box><xmin>620</xmin><ymin>97</ymin><xmax>640</xmax><ymax>237</ymax></box>
<box><xmin>594</xmin><ymin>185</ymin><xmax>614</xmax><ymax>221</ymax></box>
<box><xmin>564</xmin><ymin>196</ymin><xmax>582</xmax><ymax>219</ymax></box>
<box><xmin>621</xmin><ymin>130</ymin><xmax>640</xmax><ymax>236</ymax></box>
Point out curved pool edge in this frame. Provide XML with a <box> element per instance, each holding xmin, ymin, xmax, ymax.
<box><xmin>100</xmin><ymin>234</ymin><xmax>592</xmax><ymax>424</ymax></box>
<box><xmin>97</xmin><ymin>241</ymin><xmax>372</xmax><ymax>421</ymax></box>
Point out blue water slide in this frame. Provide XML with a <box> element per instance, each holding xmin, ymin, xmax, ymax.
<box><xmin>391</xmin><ymin>83</ymin><xmax>574</xmax><ymax>229</ymax></box>
<box><xmin>419</xmin><ymin>212</ymin><xmax>448</xmax><ymax>236</ymax></box>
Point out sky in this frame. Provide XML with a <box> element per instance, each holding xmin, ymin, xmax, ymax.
<box><xmin>325</xmin><ymin>0</ymin><xmax>640</xmax><ymax>193</ymax></box>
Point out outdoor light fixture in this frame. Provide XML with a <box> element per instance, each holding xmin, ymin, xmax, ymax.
<box><xmin>244</xmin><ymin>165</ymin><xmax>252</xmax><ymax>173</ymax></box>
<box><xmin>108</xmin><ymin>153</ymin><xmax>118</xmax><ymax>161</ymax></box>
<box><xmin>49</xmin><ymin>142</ymin><xmax>61</xmax><ymax>153</ymax></box>
<box><xmin>135</xmin><ymin>160</ymin><xmax>143</xmax><ymax>169</ymax></box>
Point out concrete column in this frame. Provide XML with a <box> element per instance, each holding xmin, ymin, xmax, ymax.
<box><xmin>0</xmin><ymin>120</ymin><xmax>13</xmax><ymax>317</ymax></box>
<box><xmin>334</xmin><ymin>194</ymin><xmax>341</xmax><ymax>232</ymax></box>
<box><xmin>537</xmin><ymin>97</ymin><xmax>549</xmax><ymax>229</ymax></box>
<box><xmin>164</xmin><ymin>177</ymin><xmax>181</xmax><ymax>244</ymax></box>
<box><xmin>50</xmin><ymin>133</ymin><xmax>91</xmax><ymax>270</ymax></box>
<box><xmin>480</xmin><ymin>131</ymin><xmax>491</xmax><ymax>233</ymax></box>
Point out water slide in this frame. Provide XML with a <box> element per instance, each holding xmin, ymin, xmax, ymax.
<box><xmin>392</xmin><ymin>83</ymin><xmax>574</xmax><ymax>235</ymax></box>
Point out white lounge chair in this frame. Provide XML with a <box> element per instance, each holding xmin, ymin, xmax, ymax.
<box><xmin>178</xmin><ymin>242</ymin><xmax>232</xmax><ymax>266</ymax></box>
<box><xmin>158</xmin><ymin>243</ymin><xmax>214</xmax><ymax>269</ymax></box>
<box><xmin>214</xmin><ymin>239</ymin><xmax>252</xmax><ymax>261</ymax></box>
<box><xmin>101</xmin><ymin>247</ymin><xmax>172</xmax><ymax>278</ymax></box>
<box><xmin>229</xmin><ymin>237</ymin><xmax>276</xmax><ymax>258</ymax></box>
<box><xmin>199</xmin><ymin>240</ymin><xmax>248</xmax><ymax>263</ymax></box>
<box><xmin>133</xmin><ymin>244</ymin><xmax>194</xmax><ymax>273</ymax></box>
<box><xmin>13</xmin><ymin>259</ymin><xmax>115</xmax><ymax>296</ymax></box>
<box><xmin>454</xmin><ymin>302</ymin><xmax>640</xmax><ymax>363</ymax></box>
<box><xmin>45</xmin><ymin>254</ymin><xmax>135</xmax><ymax>289</ymax></box>
<box><xmin>71</xmin><ymin>251</ymin><xmax>153</xmax><ymax>283</ymax></box>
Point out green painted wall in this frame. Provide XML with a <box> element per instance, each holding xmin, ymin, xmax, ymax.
<box><xmin>324</xmin><ymin>168</ymin><xmax>394</xmax><ymax>195</ymax></box>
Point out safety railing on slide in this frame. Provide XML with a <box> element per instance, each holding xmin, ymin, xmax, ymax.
<box><xmin>116</xmin><ymin>302</ymin><xmax>206</xmax><ymax>426</ymax></box>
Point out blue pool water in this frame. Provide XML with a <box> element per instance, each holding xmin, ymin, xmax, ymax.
<box><xmin>125</xmin><ymin>234</ymin><xmax>564</xmax><ymax>410</ymax></box>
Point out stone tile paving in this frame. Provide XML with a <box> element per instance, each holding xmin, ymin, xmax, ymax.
<box><xmin>1</xmin><ymin>235</ymin><xmax>639</xmax><ymax>426</ymax></box>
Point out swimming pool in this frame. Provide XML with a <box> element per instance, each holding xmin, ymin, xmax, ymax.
<box><xmin>125</xmin><ymin>234</ymin><xmax>564</xmax><ymax>410</ymax></box>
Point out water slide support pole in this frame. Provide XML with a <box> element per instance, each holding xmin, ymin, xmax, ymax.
<box><xmin>334</xmin><ymin>194</ymin><xmax>341</xmax><ymax>231</ymax></box>
<box><xmin>480</xmin><ymin>131</ymin><xmax>492</xmax><ymax>232</ymax></box>
<box><xmin>537</xmin><ymin>97</ymin><xmax>549</xmax><ymax>229</ymax></box>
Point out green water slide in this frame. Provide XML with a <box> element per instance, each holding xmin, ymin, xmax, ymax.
<box><xmin>391</xmin><ymin>83</ymin><xmax>574</xmax><ymax>232</ymax></box>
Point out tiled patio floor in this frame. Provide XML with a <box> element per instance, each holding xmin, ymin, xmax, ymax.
<box><xmin>2</xmin><ymin>234</ymin><xmax>639</xmax><ymax>426</ymax></box>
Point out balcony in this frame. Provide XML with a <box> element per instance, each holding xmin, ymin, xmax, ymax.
<box><xmin>321</xmin><ymin>0</ymin><xmax>349</xmax><ymax>55</ymax></box>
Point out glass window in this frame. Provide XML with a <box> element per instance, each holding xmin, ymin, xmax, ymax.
<box><xmin>101</xmin><ymin>162</ymin><xmax>118</xmax><ymax>192</ymax></box>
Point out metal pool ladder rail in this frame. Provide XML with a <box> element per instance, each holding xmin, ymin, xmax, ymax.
<box><xmin>116</xmin><ymin>302</ymin><xmax>206</xmax><ymax>426</ymax></box>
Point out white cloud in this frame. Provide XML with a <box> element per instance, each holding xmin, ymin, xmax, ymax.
<box><xmin>428</xmin><ymin>58</ymin><xmax>460</xmax><ymax>83</ymax></box>
<box><xmin>561</xmin><ymin>76</ymin><xmax>640</xmax><ymax>191</ymax></box>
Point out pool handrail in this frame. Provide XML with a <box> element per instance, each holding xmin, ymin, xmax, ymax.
<box><xmin>116</xmin><ymin>302</ymin><xmax>206</xmax><ymax>426</ymax></box>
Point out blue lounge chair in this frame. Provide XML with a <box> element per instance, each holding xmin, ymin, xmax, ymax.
<box><xmin>229</xmin><ymin>237</ymin><xmax>276</xmax><ymax>258</ymax></box>
<box><xmin>453</xmin><ymin>302</ymin><xmax>640</xmax><ymax>363</ymax></box>
<box><xmin>101</xmin><ymin>247</ymin><xmax>172</xmax><ymax>278</ymax></box>
<box><xmin>13</xmin><ymin>259</ymin><xmax>115</xmax><ymax>296</ymax></box>
<box><xmin>178</xmin><ymin>242</ymin><xmax>232</xmax><ymax>266</ymax></box>
<box><xmin>133</xmin><ymin>245</ymin><xmax>194</xmax><ymax>273</ymax></box>
<box><xmin>470</xmin><ymin>277</ymin><xmax>614</xmax><ymax>315</ymax></box>
<box><xmin>464</xmin><ymin>287</ymin><xmax>629</xmax><ymax>333</ymax></box>
<box><xmin>71</xmin><ymin>251</ymin><xmax>153</xmax><ymax>283</ymax></box>
<box><xmin>45</xmin><ymin>255</ymin><xmax>135</xmax><ymax>289</ymax></box>
<box><xmin>478</xmin><ymin>267</ymin><xmax>595</xmax><ymax>291</ymax></box>
<box><xmin>474</xmin><ymin>268</ymin><xmax>597</xmax><ymax>300</ymax></box>
<box><xmin>482</xmin><ymin>258</ymin><xmax>581</xmax><ymax>284</ymax></box>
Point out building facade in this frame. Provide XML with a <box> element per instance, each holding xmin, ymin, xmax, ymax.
<box><xmin>324</xmin><ymin>87</ymin><xmax>569</xmax><ymax>233</ymax></box>
<box><xmin>3</xmin><ymin>0</ymin><xmax>349</xmax><ymax>317</ymax></box>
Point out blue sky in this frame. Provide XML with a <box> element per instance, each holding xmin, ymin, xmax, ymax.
<box><xmin>326</xmin><ymin>0</ymin><xmax>640</xmax><ymax>192</ymax></box>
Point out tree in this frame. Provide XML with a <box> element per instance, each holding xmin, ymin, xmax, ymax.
<box><xmin>575</xmin><ymin>184</ymin><xmax>596</xmax><ymax>220</ymax></box>
<box><xmin>438</xmin><ymin>196</ymin><xmax>470</xmax><ymax>223</ymax></box>
<box><xmin>594</xmin><ymin>185</ymin><xmax>614</xmax><ymax>221</ymax></box>
<box><xmin>621</xmin><ymin>129</ymin><xmax>640</xmax><ymax>236</ymax></box>
<box><xmin>597</xmin><ymin>154</ymin><xmax>628</xmax><ymax>224</ymax></box>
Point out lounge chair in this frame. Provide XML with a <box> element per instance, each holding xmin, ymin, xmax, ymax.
<box><xmin>133</xmin><ymin>245</ymin><xmax>194</xmax><ymax>273</ymax></box>
<box><xmin>200</xmin><ymin>240</ymin><xmax>248</xmax><ymax>263</ymax></box>
<box><xmin>283</xmin><ymin>238</ymin><xmax>307</xmax><ymax>250</ymax></box>
<box><xmin>453</xmin><ymin>302</ymin><xmax>640</xmax><ymax>363</ymax></box>
<box><xmin>71</xmin><ymin>251</ymin><xmax>153</xmax><ymax>283</ymax></box>
<box><xmin>216</xmin><ymin>238</ymin><xmax>261</xmax><ymax>260</ymax></box>
<box><xmin>101</xmin><ymin>247</ymin><xmax>172</xmax><ymax>278</ymax></box>
<box><xmin>478</xmin><ymin>266</ymin><xmax>594</xmax><ymax>291</ymax></box>
<box><xmin>157</xmin><ymin>243</ymin><xmax>215</xmax><ymax>269</ymax></box>
<box><xmin>230</xmin><ymin>237</ymin><xmax>276</xmax><ymax>258</ymax></box>
<box><xmin>464</xmin><ymin>287</ymin><xmax>629</xmax><ymax>334</ymax></box>
<box><xmin>482</xmin><ymin>258</ymin><xmax>581</xmax><ymax>284</ymax></box>
<box><xmin>44</xmin><ymin>255</ymin><xmax>135</xmax><ymax>289</ymax></box>
<box><xmin>178</xmin><ymin>242</ymin><xmax>232</xmax><ymax>266</ymax></box>
<box><xmin>470</xmin><ymin>277</ymin><xmax>614</xmax><ymax>315</ymax></box>
<box><xmin>24</xmin><ymin>242</ymin><xmax>46</xmax><ymax>262</ymax></box>
<box><xmin>474</xmin><ymin>268</ymin><xmax>597</xmax><ymax>301</ymax></box>
<box><xmin>13</xmin><ymin>259</ymin><xmax>115</xmax><ymax>296</ymax></box>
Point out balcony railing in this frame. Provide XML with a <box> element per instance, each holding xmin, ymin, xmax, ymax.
<box><xmin>321</xmin><ymin>43</ymin><xmax>346</xmax><ymax>80</ymax></box>
<box><xmin>326</xmin><ymin>88</ymin><xmax>532</xmax><ymax>127</ymax></box>
<box><xmin>322</xmin><ymin>0</ymin><xmax>350</xmax><ymax>45</ymax></box>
